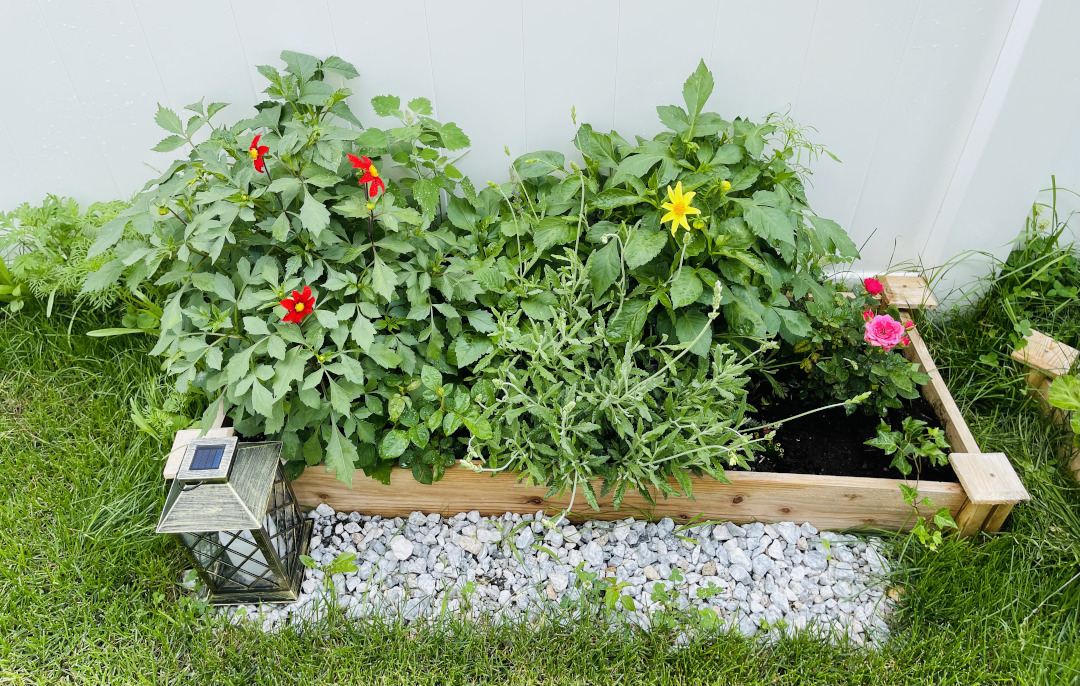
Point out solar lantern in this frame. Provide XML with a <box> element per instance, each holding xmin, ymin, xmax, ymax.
<box><xmin>156</xmin><ymin>437</ymin><xmax>312</xmax><ymax>605</ymax></box>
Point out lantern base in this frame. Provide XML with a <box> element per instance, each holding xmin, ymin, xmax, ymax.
<box><xmin>203</xmin><ymin>518</ymin><xmax>313</xmax><ymax>606</ymax></box>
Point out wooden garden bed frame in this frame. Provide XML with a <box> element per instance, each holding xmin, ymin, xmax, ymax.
<box><xmin>168</xmin><ymin>277</ymin><xmax>1029</xmax><ymax>537</ymax></box>
<box><xmin>1012</xmin><ymin>329</ymin><xmax>1080</xmax><ymax>483</ymax></box>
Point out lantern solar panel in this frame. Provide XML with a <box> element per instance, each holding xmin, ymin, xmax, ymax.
<box><xmin>190</xmin><ymin>444</ymin><xmax>226</xmax><ymax>471</ymax></box>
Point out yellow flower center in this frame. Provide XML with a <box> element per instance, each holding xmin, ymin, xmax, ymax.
<box><xmin>671</xmin><ymin>201</ymin><xmax>686</xmax><ymax>215</ymax></box>
<box><xmin>249</xmin><ymin>148</ymin><xmax>260</xmax><ymax>161</ymax></box>
<box><xmin>368</xmin><ymin>166</ymin><xmax>379</xmax><ymax>178</ymax></box>
<box><xmin>294</xmin><ymin>302</ymin><xmax>305</xmax><ymax>312</ymax></box>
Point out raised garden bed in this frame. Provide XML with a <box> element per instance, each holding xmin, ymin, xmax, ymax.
<box><xmin>1012</xmin><ymin>329</ymin><xmax>1080</xmax><ymax>482</ymax></box>
<box><xmin>284</xmin><ymin>277</ymin><xmax>1029</xmax><ymax>537</ymax></box>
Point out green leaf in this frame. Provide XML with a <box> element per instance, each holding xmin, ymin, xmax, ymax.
<box><xmin>420</xmin><ymin>366</ymin><xmax>442</xmax><ymax>390</ymax></box>
<box><xmin>466</xmin><ymin>310</ymin><xmax>498</xmax><ymax>333</ymax></box>
<box><xmin>743</xmin><ymin>203</ymin><xmax>795</xmax><ymax>246</ymax></box>
<box><xmin>436</xmin><ymin>121</ymin><xmax>470</xmax><ymax>150</ymax></box>
<box><xmin>320</xmin><ymin>55</ymin><xmax>360</xmax><ymax>80</ymax></box>
<box><xmin>656</xmin><ymin>105</ymin><xmax>691</xmax><ymax>135</ymax></box>
<box><xmin>371</xmin><ymin>255</ymin><xmax>398</xmax><ymax>302</ymax></box>
<box><xmin>1048</xmin><ymin>375</ymin><xmax>1080</xmax><ymax>412</ymax></box>
<box><xmin>460</xmin><ymin>414</ymin><xmax>493</xmax><ymax>440</ymax></box>
<box><xmin>533</xmin><ymin>217</ymin><xmax>576</xmax><ymax>252</ymax></box>
<box><xmin>271</xmin><ymin>213</ymin><xmax>291</xmax><ymax>241</ymax></box>
<box><xmin>712</xmin><ymin>143</ymin><xmax>742</xmax><ymax>165</ymax></box>
<box><xmin>280</xmin><ymin>50</ymin><xmax>319</xmax><ymax>81</ymax></box>
<box><xmin>379</xmin><ymin>429</ymin><xmax>410</xmax><ymax>459</ymax></box>
<box><xmin>513</xmin><ymin>150</ymin><xmax>565</xmax><ymax>179</ymax></box>
<box><xmin>807</xmin><ymin>215</ymin><xmax>859</xmax><ymax>259</ymax></box>
<box><xmin>607</xmin><ymin>299</ymin><xmax>650</xmax><ymax>343</ymax></box>
<box><xmin>243</xmin><ymin>316</ymin><xmax>270</xmax><ymax>336</ymax></box>
<box><xmin>624</xmin><ymin>227</ymin><xmax>669</xmax><ymax>268</ymax></box>
<box><xmin>300</xmin><ymin>191</ymin><xmax>331</xmax><ymax>237</ymax></box>
<box><xmin>80</xmin><ymin>259</ymin><xmax>124</xmax><ymax>295</ymax></box>
<box><xmin>366</xmin><ymin>343</ymin><xmax>402</xmax><ymax>369</ymax></box>
<box><xmin>408</xmin><ymin>97</ymin><xmax>433</xmax><ymax>115</ymax></box>
<box><xmin>351</xmin><ymin>315</ymin><xmax>376</xmax><ymax>351</ymax></box>
<box><xmin>152</xmin><ymin>135</ymin><xmax>186</xmax><ymax>152</ymax></box>
<box><xmin>670</xmin><ymin>269</ymin><xmax>703</xmax><ymax>309</ymax></box>
<box><xmin>154</xmin><ymin>105</ymin><xmax>184</xmax><ymax>134</ymax></box>
<box><xmin>676</xmin><ymin>310</ymin><xmax>712</xmax><ymax>356</ymax></box>
<box><xmin>326</xmin><ymin>420</ymin><xmax>358</xmax><ymax>487</ymax></box>
<box><xmin>682</xmin><ymin>59</ymin><xmax>714</xmax><ymax>118</ymax></box>
<box><xmin>593</xmin><ymin>189</ymin><xmax>646</xmax><ymax>210</ymax></box>
<box><xmin>251</xmin><ymin>379</ymin><xmax>275</xmax><ymax>417</ymax></box>
<box><xmin>413</xmin><ymin>178</ymin><xmax>440</xmax><ymax>219</ymax></box>
<box><xmin>587</xmin><ymin>239</ymin><xmax>621</xmax><ymax>296</ymax></box>
<box><xmin>453</xmin><ymin>336</ymin><xmax>493</xmax><ymax>367</ymax></box>
<box><xmin>371</xmin><ymin>95</ymin><xmax>402</xmax><ymax>117</ymax></box>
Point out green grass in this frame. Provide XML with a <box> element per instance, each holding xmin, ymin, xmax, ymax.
<box><xmin>1</xmin><ymin>284</ymin><xmax>1080</xmax><ymax>684</ymax></box>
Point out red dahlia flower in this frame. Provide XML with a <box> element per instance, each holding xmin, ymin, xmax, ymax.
<box><xmin>347</xmin><ymin>153</ymin><xmax>386</xmax><ymax>198</ymax></box>
<box><xmin>249</xmin><ymin>135</ymin><xmax>270</xmax><ymax>173</ymax></box>
<box><xmin>280</xmin><ymin>285</ymin><xmax>315</xmax><ymax>324</ymax></box>
<box><xmin>863</xmin><ymin>277</ymin><xmax>884</xmax><ymax>296</ymax></box>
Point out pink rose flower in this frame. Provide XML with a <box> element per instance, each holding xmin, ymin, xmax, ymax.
<box><xmin>864</xmin><ymin>277</ymin><xmax>884</xmax><ymax>296</ymax></box>
<box><xmin>862</xmin><ymin>309</ymin><xmax>873</xmax><ymax>322</ymax></box>
<box><xmin>864</xmin><ymin>314</ymin><xmax>905</xmax><ymax>352</ymax></box>
<box><xmin>901</xmin><ymin>335</ymin><xmax>911</xmax><ymax>347</ymax></box>
<box><xmin>904</xmin><ymin>320</ymin><xmax>915</xmax><ymax>330</ymax></box>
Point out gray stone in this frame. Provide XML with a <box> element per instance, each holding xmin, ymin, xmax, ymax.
<box><xmin>775</xmin><ymin>521</ymin><xmax>799</xmax><ymax>545</ymax></box>
<box><xmin>390</xmin><ymin>536</ymin><xmax>414</xmax><ymax>561</ymax></box>
<box><xmin>582</xmin><ymin>541</ymin><xmax>605</xmax><ymax>567</ymax></box>
<box><xmin>549</xmin><ymin>572</ymin><xmax>569</xmax><ymax>593</ymax></box>
<box><xmin>767</xmin><ymin>540</ymin><xmax>786</xmax><ymax>560</ymax></box>
<box><xmin>456</xmin><ymin>535</ymin><xmax>483</xmax><ymax>556</ymax></box>
<box><xmin>315</xmin><ymin>503</ymin><xmax>334</xmax><ymax>518</ymax></box>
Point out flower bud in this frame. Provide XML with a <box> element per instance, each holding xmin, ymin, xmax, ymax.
<box><xmin>157</xmin><ymin>206</ymin><xmax>169</xmax><ymax>216</ymax></box>
<box><xmin>720</xmin><ymin>180</ymin><xmax>732</xmax><ymax>193</ymax></box>
<box><xmin>692</xmin><ymin>220</ymin><xmax>705</xmax><ymax>230</ymax></box>
<box><xmin>712</xmin><ymin>280</ymin><xmax>724</xmax><ymax>309</ymax></box>
<box><xmin>366</xmin><ymin>202</ymin><xmax>376</xmax><ymax>211</ymax></box>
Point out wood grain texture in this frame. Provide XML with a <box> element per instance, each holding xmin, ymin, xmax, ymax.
<box><xmin>948</xmin><ymin>453</ymin><xmax>1029</xmax><ymax>505</ymax></box>
<box><xmin>956</xmin><ymin>500</ymin><xmax>994</xmax><ymax>538</ymax></box>
<box><xmin>899</xmin><ymin>311</ymin><xmax>981</xmax><ymax>453</ymax></box>
<box><xmin>1011</xmin><ymin>329</ymin><xmax>1079</xmax><ymax>378</ymax></box>
<box><xmin>291</xmin><ymin>467</ymin><xmax>965</xmax><ymax>532</ymax></box>
<box><xmin>982</xmin><ymin>503</ymin><xmax>1015</xmax><ymax>534</ymax></box>
<box><xmin>878</xmin><ymin>275</ymin><xmax>939</xmax><ymax>310</ymax></box>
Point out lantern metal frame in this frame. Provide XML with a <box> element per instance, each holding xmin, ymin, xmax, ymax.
<box><xmin>157</xmin><ymin>439</ymin><xmax>312</xmax><ymax>605</ymax></box>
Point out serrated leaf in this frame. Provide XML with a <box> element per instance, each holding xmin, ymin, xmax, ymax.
<box><xmin>326</xmin><ymin>419</ymin><xmax>357</xmax><ymax>487</ymax></box>
<box><xmin>351</xmin><ymin>315</ymin><xmax>376</xmax><ymax>351</ymax></box>
<box><xmin>408</xmin><ymin>97</ymin><xmax>433</xmax><ymax>115</ymax></box>
<box><xmin>152</xmin><ymin>135</ymin><xmax>187</xmax><ymax>152</ymax></box>
<box><xmin>378</xmin><ymin>429</ymin><xmax>410</xmax><ymax>459</ymax></box>
<box><xmin>623</xmin><ymin>227</ymin><xmax>669</xmax><ymax>268</ymax></box>
<box><xmin>320</xmin><ymin>55</ymin><xmax>359</xmax><ymax>79</ymax></box>
<box><xmin>300</xmin><ymin>191</ymin><xmax>331</xmax><ymax>238</ymax></box>
<box><xmin>371</xmin><ymin>94</ymin><xmax>401</xmax><ymax>117</ymax></box>
<box><xmin>420</xmin><ymin>366</ymin><xmax>442</xmax><ymax>390</ymax></box>
<box><xmin>280</xmin><ymin>50</ymin><xmax>319</xmax><ymax>81</ymax></box>
<box><xmin>607</xmin><ymin>299</ymin><xmax>650</xmax><ymax>343</ymax></box>
<box><xmin>243</xmin><ymin>316</ymin><xmax>270</xmax><ymax>336</ymax></box>
<box><xmin>682</xmin><ymin>59</ymin><xmax>714</xmax><ymax>118</ymax></box>
<box><xmin>371</xmin><ymin>255</ymin><xmax>398</xmax><ymax>302</ymax></box>
<box><xmin>154</xmin><ymin>104</ymin><xmax>184</xmax><ymax>134</ymax></box>
<box><xmin>670</xmin><ymin>269</ymin><xmax>703</xmax><ymax>308</ymax></box>
<box><xmin>1048</xmin><ymin>375</ymin><xmax>1080</xmax><ymax>412</ymax></box>
<box><xmin>588</xmin><ymin>239</ymin><xmax>621</xmax><ymax>296</ymax></box>
<box><xmin>593</xmin><ymin>188</ymin><xmax>646</xmax><ymax>210</ymax></box>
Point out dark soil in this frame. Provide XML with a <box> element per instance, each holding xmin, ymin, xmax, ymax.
<box><xmin>745</xmin><ymin>374</ymin><xmax>958</xmax><ymax>482</ymax></box>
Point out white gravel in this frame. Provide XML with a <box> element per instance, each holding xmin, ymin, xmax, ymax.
<box><xmin>217</xmin><ymin>505</ymin><xmax>895</xmax><ymax>644</ymax></box>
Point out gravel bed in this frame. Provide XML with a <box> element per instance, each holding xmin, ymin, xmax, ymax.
<box><xmin>217</xmin><ymin>504</ymin><xmax>894</xmax><ymax>644</ymax></box>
